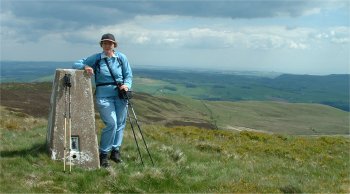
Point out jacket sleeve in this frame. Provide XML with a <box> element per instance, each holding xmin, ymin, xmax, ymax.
<box><xmin>72</xmin><ymin>53</ymin><xmax>99</xmax><ymax>70</ymax></box>
<box><xmin>119</xmin><ymin>53</ymin><xmax>133</xmax><ymax>89</ymax></box>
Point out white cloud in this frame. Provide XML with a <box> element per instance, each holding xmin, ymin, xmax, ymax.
<box><xmin>313</xmin><ymin>27</ymin><xmax>350</xmax><ymax>44</ymax></box>
<box><xmin>329</xmin><ymin>27</ymin><xmax>350</xmax><ymax>44</ymax></box>
<box><xmin>316</xmin><ymin>33</ymin><xmax>329</xmax><ymax>39</ymax></box>
<box><xmin>0</xmin><ymin>11</ymin><xmax>31</xmax><ymax>41</ymax></box>
<box><xmin>13</xmin><ymin>18</ymin><xmax>346</xmax><ymax>53</ymax></box>
<box><xmin>288</xmin><ymin>41</ymin><xmax>308</xmax><ymax>49</ymax></box>
<box><xmin>302</xmin><ymin>7</ymin><xmax>322</xmax><ymax>16</ymax></box>
<box><xmin>94</xmin><ymin>22</ymin><xmax>316</xmax><ymax>51</ymax></box>
<box><xmin>135</xmin><ymin>35</ymin><xmax>151</xmax><ymax>44</ymax></box>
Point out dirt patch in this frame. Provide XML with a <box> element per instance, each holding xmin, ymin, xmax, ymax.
<box><xmin>133</xmin><ymin>92</ymin><xmax>153</xmax><ymax>100</ymax></box>
<box><xmin>165</xmin><ymin>120</ymin><xmax>217</xmax><ymax>130</ymax></box>
<box><xmin>156</xmin><ymin>97</ymin><xmax>183</xmax><ymax>107</ymax></box>
<box><xmin>133</xmin><ymin>92</ymin><xmax>183</xmax><ymax>110</ymax></box>
<box><xmin>225</xmin><ymin>125</ymin><xmax>270</xmax><ymax>133</ymax></box>
<box><xmin>143</xmin><ymin>115</ymin><xmax>166</xmax><ymax>122</ymax></box>
<box><xmin>147</xmin><ymin>106</ymin><xmax>161</xmax><ymax>113</ymax></box>
<box><xmin>0</xmin><ymin>82</ymin><xmax>52</xmax><ymax>118</ymax></box>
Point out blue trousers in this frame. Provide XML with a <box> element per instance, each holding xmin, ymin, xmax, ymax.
<box><xmin>96</xmin><ymin>97</ymin><xmax>128</xmax><ymax>154</ymax></box>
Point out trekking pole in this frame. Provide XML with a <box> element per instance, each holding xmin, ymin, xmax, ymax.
<box><xmin>63</xmin><ymin>84</ymin><xmax>67</xmax><ymax>172</ymax></box>
<box><xmin>63</xmin><ymin>74</ymin><xmax>72</xmax><ymax>172</ymax></box>
<box><xmin>68</xmin><ymin>78</ymin><xmax>72</xmax><ymax>172</ymax></box>
<box><xmin>124</xmin><ymin>92</ymin><xmax>155</xmax><ymax>166</ymax></box>
<box><xmin>127</xmin><ymin>108</ymin><xmax>144</xmax><ymax>166</ymax></box>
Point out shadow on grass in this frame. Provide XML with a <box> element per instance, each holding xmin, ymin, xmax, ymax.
<box><xmin>0</xmin><ymin>142</ymin><xmax>47</xmax><ymax>158</ymax></box>
<box><xmin>280</xmin><ymin>185</ymin><xmax>302</xmax><ymax>193</ymax></box>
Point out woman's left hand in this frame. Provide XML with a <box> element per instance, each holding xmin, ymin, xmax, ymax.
<box><xmin>119</xmin><ymin>85</ymin><xmax>129</xmax><ymax>92</ymax></box>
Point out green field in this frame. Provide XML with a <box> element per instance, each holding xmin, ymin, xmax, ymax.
<box><xmin>203</xmin><ymin>101</ymin><xmax>349</xmax><ymax>135</ymax></box>
<box><xmin>128</xmin><ymin>93</ymin><xmax>349</xmax><ymax>135</ymax></box>
<box><xmin>0</xmin><ymin>107</ymin><xmax>349</xmax><ymax>193</ymax></box>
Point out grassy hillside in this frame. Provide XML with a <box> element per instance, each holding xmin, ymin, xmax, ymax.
<box><xmin>133</xmin><ymin>69</ymin><xmax>349</xmax><ymax>111</ymax></box>
<box><xmin>1</xmin><ymin>82</ymin><xmax>349</xmax><ymax>135</ymax></box>
<box><xmin>0</xmin><ymin>106</ymin><xmax>349</xmax><ymax>193</ymax></box>
<box><xmin>203</xmin><ymin>100</ymin><xmax>349</xmax><ymax>135</ymax></box>
<box><xmin>132</xmin><ymin>94</ymin><xmax>349</xmax><ymax>135</ymax></box>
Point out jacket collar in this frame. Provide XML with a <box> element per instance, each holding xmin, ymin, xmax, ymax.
<box><xmin>101</xmin><ymin>52</ymin><xmax>116</xmax><ymax>59</ymax></box>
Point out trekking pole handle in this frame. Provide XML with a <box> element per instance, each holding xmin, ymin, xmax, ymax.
<box><xmin>64</xmin><ymin>74</ymin><xmax>72</xmax><ymax>87</ymax></box>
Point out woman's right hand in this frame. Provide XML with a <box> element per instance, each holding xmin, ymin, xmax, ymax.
<box><xmin>84</xmin><ymin>66</ymin><xmax>94</xmax><ymax>76</ymax></box>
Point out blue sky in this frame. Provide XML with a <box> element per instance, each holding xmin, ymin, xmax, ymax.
<box><xmin>0</xmin><ymin>0</ymin><xmax>349</xmax><ymax>75</ymax></box>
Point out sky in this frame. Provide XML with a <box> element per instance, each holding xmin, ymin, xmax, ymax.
<box><xmin>0</xmin><ymin>0</ymin><xmax>349</xmax><ymax>75</ymax></box>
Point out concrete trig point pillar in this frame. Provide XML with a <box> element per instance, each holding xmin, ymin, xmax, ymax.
<box><xmin>47</xmin><ymin>69</ymin><xmax>100</xmax><ymax>169</ymax></box>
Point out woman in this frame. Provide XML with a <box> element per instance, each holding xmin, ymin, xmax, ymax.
<box><xmin>73</xmin><ymin>33</ymin><xmax>133</xmax><ymax>167</ymax></box>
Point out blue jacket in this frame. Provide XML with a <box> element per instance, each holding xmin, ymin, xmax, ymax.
<box><xmin>73</xmin><ymin>51</ymin><xmax>133</xmax><ymax>98</ymax></box>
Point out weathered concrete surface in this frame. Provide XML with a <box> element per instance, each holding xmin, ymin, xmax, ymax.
<box><xmin>47</xmin><ymin>69</ymin><xmax>100</xmax><ymax>169</ymax></box>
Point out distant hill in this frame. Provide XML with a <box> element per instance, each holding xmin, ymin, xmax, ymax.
<box><xmin>1</xmin><ymin>82</ymin><xmax>348</xmax><ymax>135</ymax></box>
<box><xmin>0</xmin><ymin>61</ymin><xmax>72</xmax><ymax>82</ymax></box>
<box><xmin>133</xmin><ymin>69</ymin><xmax>349</xmax><ymax>111</ymax></box>
<box><xmin>1</xmin><ymin>61</ymin><xmax>349</xmax><ymax>111</ymax></box>
<box><xmin>266</xmin><ymin>74</ymin><xmax>349</xmax><ymax>111</ymax></box>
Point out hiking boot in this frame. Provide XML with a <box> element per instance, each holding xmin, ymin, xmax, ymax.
<box><xmin>99</xmin><ymin>153</ymin><xmax>109</xmax><ymax>168</ymax></box>
<box><xmin>110</xmin><ymin>149</ymin><xmax>122</xmax><ymax>163</ymax></box>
